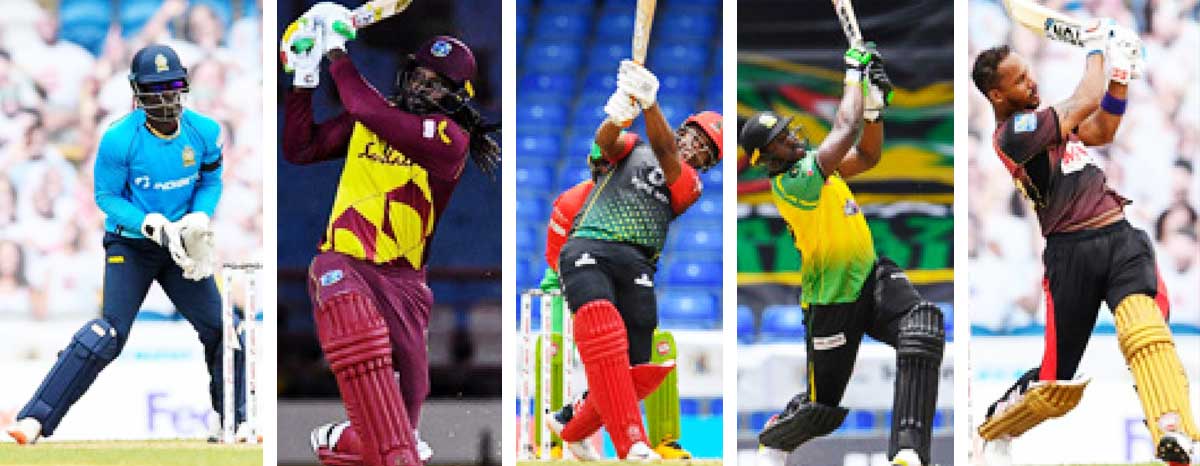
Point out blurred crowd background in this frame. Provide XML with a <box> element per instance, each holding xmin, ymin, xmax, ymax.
<box><xmin>0</xmin><ymin>0</ymin><xmax>263</xmax><ymax>321</ymax></box>
<box><xmin>968</xmin><ymin>0</ymin><xmax>1200</xmax><ymax>333</ymax></box>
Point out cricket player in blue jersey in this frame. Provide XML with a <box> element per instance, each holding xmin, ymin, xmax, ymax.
<box><xmin>4</xmin><ymin>44</ymin><xmax>243</xmax><ymax>444</ymax></box>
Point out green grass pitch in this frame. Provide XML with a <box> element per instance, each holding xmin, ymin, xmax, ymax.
<box><xmin>0</xmin><ymin>439</ymin><xmax>261</xmax><ymax>466</ymax></box>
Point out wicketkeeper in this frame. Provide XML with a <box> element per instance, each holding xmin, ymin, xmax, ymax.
<box><xmin>5</xmin><ymin>44</ymin><xmax>236</xmax><ymax>444</ymax></box>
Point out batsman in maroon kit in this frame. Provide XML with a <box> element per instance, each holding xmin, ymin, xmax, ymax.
<box><xmin>972</xmin><ymin>20</ymin><xmax>1198</xmax><ymax>464</ymax></box>
<box><xmin>280</xmin><ymin>4</ymin><xmax>499</xmax><ymax>465</ymax></box>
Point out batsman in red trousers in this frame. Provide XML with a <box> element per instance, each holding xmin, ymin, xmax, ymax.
<box><xmin>280</xmin><ymin>4</ymin><xmax>499</xmax><ymax>465</ymax></box>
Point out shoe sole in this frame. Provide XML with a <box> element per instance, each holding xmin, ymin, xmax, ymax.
<box><xmin>1156</xmin><ymin>435</ymin><xmax>1191</xmax><ymax>464</ymax></box>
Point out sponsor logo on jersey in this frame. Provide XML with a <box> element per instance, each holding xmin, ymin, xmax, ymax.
<box><xmin>357</xmin><ymin>141</ymin><xmax>413</xmax><ymax>166</ymax></box>
<box><xmin>632</xmin><ymin>167</ymin><xmax>670</xmax><ymax>204</ymax></box>
<box><xmin>142</xmin><ymin>174</ymin><xmax>198</xmax><ymax>191</ymax></box>
<box><xmin>320</xmin><ymin>269</ymin><xmax>344</xmax><ymax>287</ymax></box>
<box><xmin>843</xmin><ymin>198</ymin><xmax>860</xmax><ymax>216</ymax></box>
<box><xmin>1060</xmin><ymin>140</ymin><xmax>1097</xmax><ymax>174</ymax></box>
<box><xmin>812</xmin><ymin>332</ymin><xmax>846</xmax><ymax>350</ymax></box>
<box><xmin>1014</xmin><ymin>112</ymin><xmax>1037</xmax><ymax>133</ymax></box>
<box><xmin>182</xmin><ymin>146</ymin><xmax>196</xmax><ymax>167</ymax></box>
<box><xmin>634</xmin><ymin>273</ymin><xmax>654</xmax><ymax>288</ymax></box>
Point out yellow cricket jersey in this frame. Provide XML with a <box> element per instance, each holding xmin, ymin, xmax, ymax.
<box><xmin>771</xmin><ymin>152</ymin><xmax>876</xmax><ymax>306</ymax></box>
<box><xmin>320</xmin><ymin>123</ymin><xmax>438</xmax><ymax>269</ymax></box>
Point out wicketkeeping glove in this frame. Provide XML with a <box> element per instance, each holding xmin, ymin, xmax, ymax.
<box><xmin>180</xmin><ymin>226</ymin><xmax>215</xmax><ymax>281</ymax></box>
<box><xmin>617</xmin><ymin>59</ymin><xmax>659</xmax><ymax>109</ymax></box>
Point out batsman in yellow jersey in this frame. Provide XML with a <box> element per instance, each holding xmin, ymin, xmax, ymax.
<box><xmin>738</xmin><ymin>42</ymin><xmax>944</xmax><ymax>466</ymax></box>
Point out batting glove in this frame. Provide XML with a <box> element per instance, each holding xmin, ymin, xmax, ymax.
<box><xmin>844</xmin><ymin>43</ymin><xmax>873</xmax><ymax>84</ymax></box>
<box><xmin>617</xmin><ymin>60</ymin><xmax>659</xmax><ymax>109</ymax></box>
<box><xmin>862</xmin><ymin>44</ymin><xmax>892</xmax><ymax>122</ymax></box>
<box><xmin>305</xmin><ymin>2</ymin><xmax>355</xmax><ymax>55</ymax></box>
<box><xmin>281</xmin><ymin>18</ymin><xmax>322</xmax><ymax>88</ymax></box>
<box><xmin>604</xmin><ymin>89</ymin><xmax>640</xmax><ymax>127</ymax></box>
<box><xmin>1080</xmin><ymin>18</ymin><xmax>1116</xmax><ymax>56</ymax></box>
<box><xmin>1106</xmin><ymin>25</ymin><xmax>1144</xmax><ymax>84</ymax></box>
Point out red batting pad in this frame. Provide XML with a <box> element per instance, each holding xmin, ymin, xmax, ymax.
<box><xmin>571</xmin><ymin>300</ymin><xmax>647</xmax><ymax>458</ymax></box>
<box><xmin>316</xmin><ymin>292</ymin><xmax>419</xmax><ymax>466</ymax></box>
<box><xmin>561</xmin><ymin>361</ymin><xmax>676</xmax><ymax>442</ymax></box>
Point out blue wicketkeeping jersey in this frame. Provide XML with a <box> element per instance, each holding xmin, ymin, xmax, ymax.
<box><xmin>94</xmin><ymin>108</ymin><xmax>223</xmax><ymax>238</ymax></box>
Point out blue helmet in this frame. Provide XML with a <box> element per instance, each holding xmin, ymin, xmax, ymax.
<box><xmin>129</xmin><ymin>44</ymin><xmax>189</xmax><ymax>123</ymax></box>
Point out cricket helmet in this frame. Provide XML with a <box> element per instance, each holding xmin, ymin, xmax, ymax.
<box><xmin>682</xmin><ymin>110</ymin><xmax>724</xmax><ymax>169</ymax></box>
<box><xmin>739</xmin><ymin>111</ymin><xmax>798</xmax><ymax>166</ymax></box>
<box><xmin>395</xmin><ymin>35</ymin><xmax>478</xmax><ymax>115</ymax></box>
<box><xmin>128</xmin><ymin>44</ymin><xmax>188</xmax><ymax>123</ymax></box>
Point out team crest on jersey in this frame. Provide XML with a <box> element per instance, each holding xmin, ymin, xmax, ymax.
<box><xmin>182</xmin><ymin>146</ymin><xmax>196</xmax><ymax>167</ymax></box>
<box><xmin>843</xmin><ymin>199</ymin><xmax>860</xmax><ymax>216</ymax></box>
<box><xmin>320</xmin><ymin>269</ymin><xmax>344</xmax><ymax>287</ymax></box>
<box><xmin>1014</xmin><ymin>112</ymin><xmax>1037</xmax><ymax>133</ymax></box>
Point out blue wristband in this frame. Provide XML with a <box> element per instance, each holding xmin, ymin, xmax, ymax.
<box><xmin>1100</xmin><ymin>92</ymin><xmax>1127</xmax><ymax>115</ymax></box>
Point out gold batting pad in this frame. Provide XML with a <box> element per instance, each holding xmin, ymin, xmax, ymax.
<box><xmin>978</xmin><ymin>379</ymin><xmax>1089</xmax><ymax>440</ymax></box>
<box><xmin>1114</xmin><ymin>294</ymin><xmax>1199</xmax><ymax>443</ymax></box>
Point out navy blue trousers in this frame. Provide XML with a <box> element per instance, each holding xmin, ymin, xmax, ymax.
<box><xmin>19</xmin><ymin>232</ymin><xmax>243</xmax><ymax>435</ymax></box>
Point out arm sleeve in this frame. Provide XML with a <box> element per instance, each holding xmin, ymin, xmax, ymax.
<box><xmin>669</xmin><ymin>162</ymin><xmax>702</xmax><ymax>216</ymax></box>
<box><xmin>191</xmin><ymin>123</ymin><xmax>224</xmax><ymax>216</ymax></box>
<box><xmin>997</xmin><ymin>108</ymin><xmax>1061</xmax><ymax>165</ymax></box>
<box><xmin>93</xmin><ymin>133</ymin><xmax>147</xmax><ymax>230</ymax></box>
<box><xmin>328</xmin><ymin>55</ymin><xmax>469</xmax><ymax>179</ymax></box>
<box><xmin>545</xmin><ymin>181</ymin><xmax>593</xmax><ymax>271</ymax></box>
<box><xmin>771</xmin><ymin>153</ymin><xmax>825</xmax><ymax>210</ymax></box>
<box><xmin>281</xmin><ymin>88</ymin><xmax>355</xmax><ymax>164</ymax></box>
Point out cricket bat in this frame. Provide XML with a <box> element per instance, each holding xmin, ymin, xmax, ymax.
<box><xmin>632</xmin><ymin>0</ymin><xmax>656</xmax><ymax>65</ymax></box>
<box><xmin>350</xmin><ymin>0</ymin><xmax>414</xmax><ymax>29</ymax></box>
<box><xmin>1003</xmin><ymin>0</ymin><xmax>1088</xmax><ymax>47</ymax></box>
<box><xmin>831</xmin><ymin>0</ymin><xmax>863</xmax><ymax>47</ymax></box>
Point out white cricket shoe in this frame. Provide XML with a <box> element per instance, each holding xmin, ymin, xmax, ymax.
<box><xmin>414</xmin><ymin>430</ymin><xmax>433</xmax><ymax>462</ymax></box>
<box><xmin>5</xmin><ymin>418</ymin><xmax>41</xmax><ymax>445</ymax></box>
<box><xmin>310</xmin><ymin>421</ymin><xmax>432</xmax><ymax>462</ymax></box>
<box><xmin>545</xmin><ymin>410</ymin><xmax>602</xmax><ymax>460</ymax></box>
<box><xmin>891</xmin><ymin>448</ymin><xmax>922</xmax><ymax>466</ymax></box>
<box><xmin>625</xmin><ymin>441</ymin><xmax>662</xmax><ymax>461</ymax></box>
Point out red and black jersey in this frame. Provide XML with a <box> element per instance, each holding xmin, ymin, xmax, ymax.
<box><xmin>992</xmin><ymin>107</ymin><xmax>1128</xmax><ymax>235</ymax></box>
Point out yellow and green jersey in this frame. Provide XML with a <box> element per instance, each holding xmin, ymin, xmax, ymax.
<box><xmin>771</xmin><ymin>151</ymin><xmax>875</xmax><ymax>306</ymax></box>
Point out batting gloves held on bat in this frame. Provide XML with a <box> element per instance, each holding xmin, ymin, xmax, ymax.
<box><xmin>1106</xmin><ymin>25</ymin><xmax>1144</xmax><ymax>84</ymax></box>
<box><xmin>844</xmin><ymin>44</ymin><xmax>874</xmax><ymax>84</ymax></box>
<box><xmin>305</xmin><ymin>2</ymin><xmax>355</xmax><ymax>54</ymax></box>
<box><xmin>617</xmin><ymin>60</ymin><xmax>659</xmax><ymax>109</ymax></box>
<box><xmin>1080</xmin><ymin>18</ymin><xmax>1116</xmax><ymax>56</ymax></box>
<box><xmin>605</xmin><ymin>89</ymin><xmax>640</xmax><ymax>127</ymax></box>
<box><xmin>281</xmin><ymin>17</ymin><xmax>322</xmax><ymax>88</ymax></box>
<box><xmin>864</xmin><ymin>63</ymin><xmax>893</xmax><ymax>123</ymax></box>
